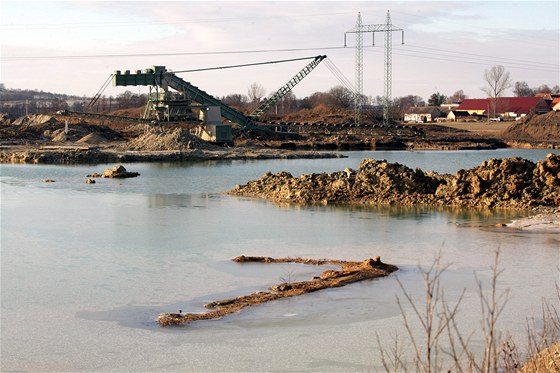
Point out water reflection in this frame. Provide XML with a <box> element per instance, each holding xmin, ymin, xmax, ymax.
<box><xmin>148</xmin><ymin>193</ymin><xmax>210</xmax><ymax>209</ymax></box>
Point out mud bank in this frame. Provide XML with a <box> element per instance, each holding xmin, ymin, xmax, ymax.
<box><xmin>228</xmin><ymin>153</ymin><xmax>560</xmax><ymax>208</ymax></box>
<box><xmin>0</xmin><ymin>146</ymin><xmax>343</xmax><ymax>164</ymax></box>
<box><xmin>157</xmin><ymin>256</ymin><xmax>397</xmax><ymax>326</ymax></box>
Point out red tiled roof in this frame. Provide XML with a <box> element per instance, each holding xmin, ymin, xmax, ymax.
<box><xmin>499</xmin><ymin>97</ymin><xmax>545</xmax><ymax>115</ymax></box>
<box><xmin>456</xmin><ymin>98</ymin><xmax>491</xmax><ymax>111</ymax></box>
<box><xmin>457</xmin><ymin>97</ymin><xmax>546</xmax><ymax>115</ymax></box>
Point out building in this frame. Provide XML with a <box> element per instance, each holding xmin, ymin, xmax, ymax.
<box><xmin>455</xmin><ymin>97</ymin><xmax>550</xmax><ymax>120</ymax></box>
<box><xmin>446</xmin><ymin>110</ymin><xmax>481</xmax><ymax>122</ymax></box>
<box><xmin>551</xmin><ymin>98</ymin><xmax>560</xmax><ymax>112</ymax></box>
<box><xmin>403</xmin><ymin>106</ymin><xmax>442</xmax><ymax>123</ymax></box>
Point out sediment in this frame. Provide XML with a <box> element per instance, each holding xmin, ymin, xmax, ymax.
<box><xmin>157</xmin><ymin>256</ymin><xmax>398</xmax><ymax>326</ymax></box>
<box><xmin>228</xmin><ymin>153</ymin><xmax>560</xmax><ymax>208</ymax></box>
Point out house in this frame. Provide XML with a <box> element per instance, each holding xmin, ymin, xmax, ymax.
<box><xmin>440</xmin><ymin>102</ymin><xmax>460</xmax><ymax>111</ymax></box>
<box><xmin>455</xmin><ymin>99</ymin><xmax>491</xmax><ymax>116</ymax></box>
<box><xmin>455</xmin><ymin>97</ymin><xmax>550</xmax><ymax>119</ymax></box>
<box><xmin>447</xmin><ymin>110</ymin><xmax>480</xmax><ymax>122</ymax></box>
<box><xmin>403</xmin><ymin>106</ymin><xmax>441</xmax><ymax>123</ymax></box>
<box><xmin>551</xmin><ymin>98</ymin><xmax>560</xmax><ymax>112</ymax></box>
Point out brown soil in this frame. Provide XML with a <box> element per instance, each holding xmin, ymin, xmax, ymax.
<box><xmin>1</xmin><ymin>109</ymin><xmax>559</xmax><ymax>164</ymax></box>
<box><xmin>502</xmin><ymin>111</ymin><xmax>560</xmax><ymax>146</ymax></box>
<box><xmin>157</xmin><ymin>255</ymin><xmax>398</xmax><ymax>326</ymax></box>
<box><xmin>228</xmin><ymin>153</ymin><xmax>560</xmax><ymax>208</ymax></box>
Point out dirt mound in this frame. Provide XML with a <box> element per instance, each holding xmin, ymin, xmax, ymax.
<box><xmin>0</xmin><ymin>114</ymin><xmax>124</xmax><ymax>144</ymax></box>
<box><xmin>108</xmin><ymin>106</ymin><xmax>145</xmax><ymax>118</ymax></box>
<box><xmin>502</xmin><ymin>111</ymin><xmax>560</xmax><ymax>143</ymax></box>
<box><xmin>12</xmin><ymin>114</ymin><xmax>57</xmax><ymax>126</ymax></box>
<box><xmin>76</xmin><ymin>133</ymin><xmax>108</xmax><ymax>145</ymax></box>
<box><xmin>124</xmin><ymin>127</ymin><xmax>218</xmax><ymax>151</ymax></box>
<box><xmin>229</xmin><ymin>153</ymin><xmax>560</xmax><ymax>208</ymax></box>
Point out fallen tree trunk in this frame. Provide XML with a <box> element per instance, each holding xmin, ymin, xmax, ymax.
<box><xmin>157</xmin><ymin>256</ymin><xmax>398</xmax><ymax>326</ymax></box>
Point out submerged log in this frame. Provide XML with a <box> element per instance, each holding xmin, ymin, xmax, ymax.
<box><xmin>157</xmin><ymin>255</ymin><xmax>398</xmax><ymax>326</ymax></box>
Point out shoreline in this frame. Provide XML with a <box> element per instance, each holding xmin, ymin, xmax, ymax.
<box><xmin>0</xmin><ymin>141</ymin><xmax>558</xmax><ymax>165</ymax></box>
<box><xmin>0</xmin><ymin>145</ymin><xmax>344</xmax><ymax>164</ymax></box>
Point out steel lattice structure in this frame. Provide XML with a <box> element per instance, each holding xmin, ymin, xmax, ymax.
<box><xmin>345</xmin><ymin>11</ymin><xmax>404</xmax><ymax>126</ymax></box>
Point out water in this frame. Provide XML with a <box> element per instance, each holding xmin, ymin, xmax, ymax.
<box><xmin>1</xmin><ymin>149</ymin><xmax>559</xmax><ymax>372</ymax></box>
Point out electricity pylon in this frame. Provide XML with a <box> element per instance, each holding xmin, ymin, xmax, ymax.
<box><xmin>345</xmin><ymin>10</ymin><xmax>404</xmax><ymax>126</ymax></box>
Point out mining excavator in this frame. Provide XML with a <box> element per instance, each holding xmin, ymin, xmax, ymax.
<box><xmin>111</xmin><ymin>55</ymin><xmax>326</xmax><ymax>144</ymax></box>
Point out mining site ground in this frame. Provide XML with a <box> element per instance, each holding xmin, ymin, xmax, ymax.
<box><xmin>0</xmin><ymin>110</ymin><xmax>559</xmax><ymax>164</ymax></box>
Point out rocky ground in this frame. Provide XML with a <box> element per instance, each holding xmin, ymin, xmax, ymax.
<box><xmin>228</xmin><ymin>153</ymin><xmax>560</xmax><ymax>209</ymax></box>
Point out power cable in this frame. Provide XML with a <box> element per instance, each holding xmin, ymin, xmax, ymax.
<box><xmin>1</xmin><ymin>46</ymin><xmax>346</xmax><ymax>61</ymax></box>
<box><xmin>172</xmin><ymin>56</ymin><xmax>323</xmax><ymax>74</ymax></box>
<box><xmin>323</xmin><ymin>58</ymin><xmax>356</xmax><ymax>93</ymax></box>
<box><xmin>87</xmin><ymin>74</ymin><xmax>113</xmax><ymax>109</ymax></box>
<box><xmin>403</xmin><ymin>44</ymin><xmax>558</xmax><ymax>68</ymax></box>
<box><xmin>364</xmin><ymin>46</ymin><xmax>558</xmax><ymax>73</ymax></box>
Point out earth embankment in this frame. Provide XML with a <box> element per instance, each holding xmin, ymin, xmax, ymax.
<box><xmin>228</xmin><ymin>153</ymin><xmax>560</xmax><ymax>208</ymax></box>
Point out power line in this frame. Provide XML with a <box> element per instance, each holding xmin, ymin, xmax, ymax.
<box><xmin>1</xmin><ymin>46</ymin><xmax>346</xmax><ymax>61</ymax></box>
<box><xmin>173</xmin><ymin>56</ymin><xmax>322</xmax><ymax>73</ymax></box>
<box><xmin>403</xmin><ymin>44</ymin><xmax>558</xmax><ymax>68</ymax></box>
<box><xmin>4</xmin><ymin>41</ymin><xmax>557</xmax><ymax>73</ymax></box>
<box><xmin>1</xmin><ymin>11</ymin><xmax>357</xmax><ymax>31</ymax></box>
<box><xmin>364</xmin><ymin>46</ymin><xmax>558</xmax><ymax>73</ymax></box>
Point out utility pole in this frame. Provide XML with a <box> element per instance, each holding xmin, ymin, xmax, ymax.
<box><xmin>345</xmin><ymin>10</ymin><xmax>404</xmax><ymax>126</ymax></box>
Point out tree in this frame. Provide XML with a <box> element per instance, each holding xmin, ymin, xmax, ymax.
<box><xmin>299</xmin><ymin>91</ymin><xmax>329</xmax><ymax>110</ymax></box>
<box><xmin>535</xmin><ymin>84</ymin><xmax>552</xmax><ymax>94</ymax></box>
<box><xmin>481</xmin><ymin>65</ymin><xmax>512</xmax><ymax>99</ymax></box>
<box><xmin>247</xmin><ymin>82</ymin><xmax>266</xmax><ymax>108</ymax></box>
<box><xmin>393</xmin><ymin>95</ymin><xmax>425</xmax><ymax>118</ymax></box>
<box><xmin>222</xmin><ymin>93</ymin><xmax>249</xmax><ymax>111</ymax></box>
<box><xmin>449</xmin><ymin>89</ymin><xmax>467</xmax><ymax>103</ymax></box>
<box><xmin>428</xmin><ymin>92</ymin><xmax>446</xmax><ymax>107</ymax></box>
<box><xmin>482</xmin><ymin>65</ymin><xmax>512</xmax><ymax>118</ymax></box>
<box><xmin>326</xmin><ymin>85</ymin><xmax>354</xmax><ymax>110</ymax></box>
<box><xmin>276</xmin><ymin>91</ymin><xmax>298</xmax><ymax>114</ymax></box>
<box><xmin>513</xmin><ymin>81</ymin><xmax>535</xmax><ymax>97</ymax></box>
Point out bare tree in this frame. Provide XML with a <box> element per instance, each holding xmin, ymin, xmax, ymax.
<box><xmin>326</xmin><ymin>85</ymin><xmax>354</xmax><ymax>110</ymax></box>
<box><xmin>247</xmin><ymin>82</ymin><xmax>266</xmax><ymax>108</ymax></box>
<box><xmin>482</xmin><ymin>65</ymin><xmax>512</xmax><ymax>99</ymax></box>
<box><xmin>535</xmin><ymin>84</ymin><xmax>552</xmax><ymax>94</ymax></box>
<box><xmin>449</xmin><ymin>90</ymin><xmax>467</xmax><ymax>103</ymax></box>
<box><xmin>222</xmin><ymin>93</ymin><xmax>249</xmax><ymax>111</ymax></box>
<box><xmin>482</xmin><ymin>65</ymin><xmax>512</xmax><ymax>118</ymax></box>
<box><xmin>513</xmin><ymin>81</ymin><xmax>535</xmax><ymax>97</ymax></box>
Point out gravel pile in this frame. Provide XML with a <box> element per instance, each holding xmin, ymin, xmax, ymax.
<box><xmin>124</xmin><ymin>127</ymin><xmax>218</xmax><ymax>151</ymax></box>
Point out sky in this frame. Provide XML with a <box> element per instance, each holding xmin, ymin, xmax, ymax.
<box><xmin>1</xmin><ymin>1</ymin><xmax>558</xmax><ymax>103</ymax></box>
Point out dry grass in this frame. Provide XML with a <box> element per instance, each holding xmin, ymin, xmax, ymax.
<box><xmin>519</xmin><ymin>342</ymin><xmax>560</xmax><ymax>373</ymax></box>
<box><xmin>437</xmin><ymin>122</ymin><xmax>513</xmax><ymax>136</ymax></box>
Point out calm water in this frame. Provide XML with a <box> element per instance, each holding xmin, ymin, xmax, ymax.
<box><xmin>1</xmin><ymin>149</ymin><xmax>559</xmax><ymax>372</ymax></box>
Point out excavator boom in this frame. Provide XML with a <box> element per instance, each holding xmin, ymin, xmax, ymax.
<box><xmin>250</xmin><ymin>55</ymin><xmax>326</xmax><ymax>118</ymax></box>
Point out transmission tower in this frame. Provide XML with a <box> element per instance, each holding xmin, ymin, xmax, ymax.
<box><xmin>345</xmin><ymin>10</ymin><xmax>404</xmax><ymax>126</ymax></box>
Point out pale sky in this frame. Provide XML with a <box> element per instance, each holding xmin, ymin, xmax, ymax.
<box><xmin>1</xmin><ymin>1</ymin><xmax>558</xmax><ymax>102</ymax></box>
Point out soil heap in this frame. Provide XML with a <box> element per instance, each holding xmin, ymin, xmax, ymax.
<box><xmin>228</xmin><ymin>153</ymin><xmax>560</xmax><ymax>208</ymax></box>
<box><xmin>502</xmin><ymin>111</ymin><xmax>560</xmax><ymax>146</ymax></box>
<box><xmin>123</xmin><ymin>127</ymin><xmax>219</xmax><ymax>151</ymax></box>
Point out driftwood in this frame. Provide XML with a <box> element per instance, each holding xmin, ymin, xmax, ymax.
<box><xmin>157</xmin><ymin>255</ymin><xmax>398</xmax><ymax>326</ymax></box>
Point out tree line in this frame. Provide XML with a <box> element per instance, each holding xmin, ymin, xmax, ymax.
<box><xmin>1</xmin><ymin>66</ymin><xmax>558</xmax><ymax>121</ymax></box>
